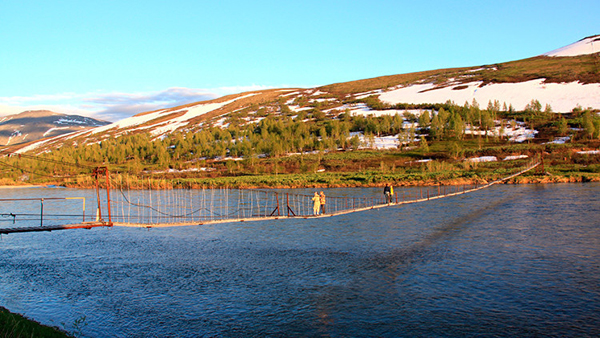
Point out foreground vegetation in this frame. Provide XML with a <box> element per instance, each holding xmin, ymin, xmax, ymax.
<box><xmin>0</xmin><ymin>306</ymin><xmax>72</xmax><ymax>338</ymax></box>
<box><xmin>2</xmin><ymin>142</ymin><xmax>598</xmax><ymax>189</ymax></box>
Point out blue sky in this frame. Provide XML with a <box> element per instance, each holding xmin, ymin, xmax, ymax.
<box><xmin>1</xmin><ymin>0</ymin><xmax>598</xmax><ymax>121</ymax></box>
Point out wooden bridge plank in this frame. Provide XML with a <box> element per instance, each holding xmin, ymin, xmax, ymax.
<box><xmin>0</xmin><ymin>222</ymin><xmax>111</xmax><ymax>234</ymax></box>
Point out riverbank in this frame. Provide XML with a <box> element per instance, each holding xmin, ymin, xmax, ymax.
<box><xmin>0</xmin><ymin>306</ymin><xmax>72</xmax><ymax>338</ymax></box>
<box><xmin>1</xmin><ymin>151</ymin><xmax>599</xmax><ymax>190</ymax></box>
<box><xmin>2</xmin><ymin>140</ymin><xmax>598</xmax><ymax>189</ymax></box>
<box><xmin>0</xmin><ymin>185</ymin><xmax>46</xmax><ymax>189</ymax></box>
<box><xmin>84</xmin><ymin>163</ymin><xmax>600</xmax><ymax>189</ymax></box>
<box><xmin>1</xmin><ymin>170</ymin><xmax>599</xmax><ymax>190</ymax></box>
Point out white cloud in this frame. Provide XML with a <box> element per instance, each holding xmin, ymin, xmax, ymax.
<box><xmin>0</xmin><ymin>85</ymin><xmax>276</xmax><ymax>122</ymax></box>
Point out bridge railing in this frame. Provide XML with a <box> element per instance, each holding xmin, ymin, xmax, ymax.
<box><xmin>108</xmin><ymin>183</ymin><xmax>486</xmax><ymax>226</ymax></box>
<box><xmin>105</xmin><ymin>160</ymin><xmax>542</xmax><ymax>227</ymax></box>
<box><xmin>0</xmin><ymin>197</ymin><xmax>87</xmax><ymax>229</ymax></box>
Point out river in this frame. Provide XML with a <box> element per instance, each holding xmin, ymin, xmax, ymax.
<box><xmin>1</xmin><ymin>183</ymin><xmax>599</xmax><ymax>337</ymax></box>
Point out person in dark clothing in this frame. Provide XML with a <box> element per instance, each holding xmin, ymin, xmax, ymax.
<box><xmin>383</xmin><ymin>184</ymin><xmax>392</xmax><ymax>204</ymax></box>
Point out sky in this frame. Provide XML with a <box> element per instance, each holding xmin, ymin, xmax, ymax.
<box><xmin>1</xmin><ymin>0</ymin><xmax>599</xmax><ymax>122</ymax></box>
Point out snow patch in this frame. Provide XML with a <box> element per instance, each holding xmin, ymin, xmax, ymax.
<box><xmin>379</xmin><ymin>79</ymin><xmax>600</xmax><ymax>113</ymax></box>
<box><xmin>503</xmin><ymin>155</ymin><xmax>528</xmax><ymax>161</ymax></box>
<box><xmin>55</xmin><ymin>118</ymin><xmax>87</xmax><ymax>125</ymax></box>
<box><xmin>91</xmin><ymin>94</ymin><xmax>256</xmax><ymax>136</ymax></box>
<box><xmin>43</xmin><ymin>127</ymin><xmax>71</xmax><ymax>137</ymax></box>
<box><xmin>544</xmin><ymin>35</ymin><xmax>600</xmax><ymax>57</ymax></box>
<box><xmin>344</xmin><ymin>103</ymin><xmax>407</xmax><ymax>117</ymax></box>
<box><xmin>310</xmin><ymin>90</ymin><xmax>328</xmax><ymax>96</ymax></box>
<box><xmin>355</xmin><ymin>90</ymin><xmax>384</xmax><ymax>99</ymax></box>
<box><xmin>577</xmin><ymin>150</ymin><xmax>600</xmax><ymax>155</ymax></box>
<box><xmin>350</xmin><ymin>131</ymin><xmax>399</xmax><ymax>149</ymax></box>
<box><xmin>466</xmin><ymin>156</ymin><xmax>497</xmax><ymax>163</ymax></box>
<box><xmin>15</xmin><ymin>133</ymin><xmax>69</xmax><ymax>154</ymax></box>
<box><xmin>546</xmin><ymin>136</ymin><xmax>571</xmax><ymax>144</ymax></box>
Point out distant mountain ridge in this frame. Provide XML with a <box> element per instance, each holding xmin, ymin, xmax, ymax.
<box><xmin>0</xmin><ymin>110</ymin><xmax>109</xmax><ymax>147</ymax></box>
<box><xmin>12</xmin><ymin>35</ymin><xmax>600</xmax><ymax>153</ymax></box>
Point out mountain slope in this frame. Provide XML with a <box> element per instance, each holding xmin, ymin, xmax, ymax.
<box><xmin>13</xmin><ymin>36</ymin><xmax>600</xmax><ymax>154</ymax></box>
<box><xmin>544</xmin><ymin>35</ymin><xmax>600</xmax><ymax>57</ymax></box>
<box><xmin>0</xmin><ymin>110</ymin><xmax>109</xmax><ymax>146</ymax></box>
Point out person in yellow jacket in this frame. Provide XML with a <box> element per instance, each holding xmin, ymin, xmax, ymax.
<box><xmin>312</xmin><ymin>192</ymin><xmax>321</xmax><ymax>215</ymax></box>
<box><xmin>319</xmin><ymin>191</ymin><xmax>326</xmax><ymax>214</ymax></box>
<box><xmin>383</xmin><ymin>184</ymin><xmax>393</xmax><ymax>204</ymax></box>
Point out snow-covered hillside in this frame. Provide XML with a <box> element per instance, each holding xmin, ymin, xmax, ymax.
<box><xmin>10</xmin><ymin>35</ymin><xmax>600</xmax><ymax>154</ymax></box>
<box><xmin>90</xmin><ymin>94</ymin><xmax>256</xmax><ymax>137</ymax></box>
<box><xmin>378</xmin><ymin>79</ymin><xmax>600</xmax><ymax>112</ymax></box>
<box><xmin>543</xmin><ymin>35</ymin><xmax>600</xmax><ymax>57</ymax></box>
<box><xmin>376</xmin><ymin>36</ymin><xmax>600</xmax><ymax>111</ymax></box>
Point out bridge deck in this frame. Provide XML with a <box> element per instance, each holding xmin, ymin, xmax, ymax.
<box><xmin>115</xmin><ymin>183</ymin><xmax>492</xmax><ymax>227</ymax></box>
<box><xmin>1</xmin><ymin>162</ymin><xmax>540</xmax><ymax>232</ymax></box>
<box><xmin>0</xmin><ymin>222</ymin><xmax>111</xmax><ymax>234</ymax></box>
<box><xmin>114</xmin><ymin>162</ymin><xmax>539</xmax><ymax>228</ymax></box>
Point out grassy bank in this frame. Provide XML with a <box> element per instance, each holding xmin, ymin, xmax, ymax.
<box><xmin>51</xmin><ymin>161</ymin><xmax>599</xmax><ymax>189</ymax></box>
<box><xmin>0</xmin><ymin>306</ymin><xmax>72</xmax><ymax>338</ymax></box>
<box><xmin>3</xmin><ymin>160</ymin><xmax>599</xmax><ymax>190</ymax></box>
<box><xmin>2</xmin><ymin>141</ymin><xmax>599</xmax><ymax>189</ymax></box>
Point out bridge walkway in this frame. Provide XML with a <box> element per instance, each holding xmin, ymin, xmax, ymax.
<box><xmin>0</xmin><ymin>162</ymin><xmax>540</xmax><ymax>233</ymax></box>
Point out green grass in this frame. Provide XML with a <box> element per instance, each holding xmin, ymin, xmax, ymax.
<box><xmin>3</xmin><ymin>132</ymin><xmax>599</xmax><ymax>189</ymax></box>
<box><xmin>320</xmin><ymin>53</ymin><xmax>600</xmax><ymax>95</ymax></box>
<box><xmin>0</xmin><ymin>306</ymin><xmax>73</xmax><ymax>338</ymax></box>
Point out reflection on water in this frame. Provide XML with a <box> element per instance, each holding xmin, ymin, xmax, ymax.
<box><xmin>0</xmin><ymin>184</ymin><xmax>599</xmax><ymax>337</ymax></box>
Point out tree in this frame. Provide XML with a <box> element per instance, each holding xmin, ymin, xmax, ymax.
<box><xmin>365</xmin><ymin>132</ymin><xmax>376</xmax><ymax>148</ymax></box>
<box><xmin>525</xmin><ymin>99</ymin><xmax>542</xmax><ymax>115</ymax></box>
<box><xmin>449</xmin><ymin>112</ymin><xmax>465</xmax><ymax>140</ymax></box>
<box><xmin>430</xmin><ymin>114</ymin><xmax>443</xmax><ymax>140</ymax></box>
<box><xmin>418</xmin><ymin>110</ymin><xmax>431</xmax><ymax>129</ymax></box>
<box><xmin>499</xmin><ymin>124</ymin><xmax>506</xmax><ymax>140</ymax></box>
<box><xmin>480</xmin><ymin>111</ymin><xmax>494</xmax><ymax>137</ymax></box>
<box><xmin>397</xmin><ymin>127</ymin><xmax>414</xmax><ymax>147</ymax></box>
<box><xmin>450</xmin><ymin>142</ymin><xmax>462</xmax><ymax>159</ymax></box>
<box><xmin>419</xmin><ymin>136</ymin><xmax>429</xmax><ymax>153</ymax></box>
<box><xmin>280</xmin><ymin>103</ymin><xmax>292</xmax><ymax>116</ymax></box>
<box><xmin>487</xmin><ymin>100</ymin><xmax>495</xmax><ymax>113</ymax></box>
<box><xmin>557</xmin><ymin>115</ymin><xmax>568</xmax><ymax>136</ymax></box>
<box><xmin>582</xmin><ymin>112</ymin><xmax>595</xmax><ymax>139</ymax></box>
<box><xmin>392</xmin><ymin>113</ymin><xmax>403</xmax><ymax>134</ymax></box>
<box><xmin>349</xmin><ymin>135</ymin><xmax>361</xmax><ymax>149</ymax></box>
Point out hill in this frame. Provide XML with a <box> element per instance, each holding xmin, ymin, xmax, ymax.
<box><xmin>1</xmin><ymin>36</ymin><xmax>599</xmax><ymax>189</ymax></box>
<box><xmin>13</xmin><ymin>36</ymin><xmax>600</xmax><ymax>155</ymax></box>
<box><xmin>0</xmin><ymin>110</ymin><xmax>109</xmax><ymax>147</ymax></box>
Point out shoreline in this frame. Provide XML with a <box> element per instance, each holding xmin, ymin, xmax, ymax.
<box><xmin>0</xmin><ymin>185</ymin><xmax>46</xmax><ymax>189</ymax></box>
<box><xmin>0</xmin><ymin>306</ymin><xmax>71</xmax><ymax>337</ymax></box>
<box><xmin>0</xmin><ymin>174</ymin><xmax>598</xmax><ymax>190</ymax></box>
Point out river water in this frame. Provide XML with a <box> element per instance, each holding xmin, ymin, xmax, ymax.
<box><xmin>0</xmin><ymin>183</ymin><xmax>599</xmax><ymax>337</ymax></box>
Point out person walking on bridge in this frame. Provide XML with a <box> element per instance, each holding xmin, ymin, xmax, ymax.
<box><xmin>383</xmin><ymin>184</ymin><xmax>393</xmax><ymax>204</ymax></box>
<box><xmin>319</xmin><ymin>191</ymin><xmax>326</xmax><ymax>214</ymax></box>
<box><xmin>312</xmin><ymin>192</ymin><xmax>321</xmax><ymax>216</ymax></box>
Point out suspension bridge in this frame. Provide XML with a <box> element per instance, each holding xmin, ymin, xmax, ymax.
<box><xmin>0</xmin><ymin>158</ymin><xmax>541</xmax><ymax>235</ymax></box>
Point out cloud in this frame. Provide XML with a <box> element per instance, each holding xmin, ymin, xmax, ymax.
<box><xmin>83</xmin><ymin>88</ymin><xmax>221</xmax><ymax>121</ymax></box>
<box><xmin>0</xmin><ymin>85</ymin><xmax>277</xmax><ymax>122</ymax></box>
